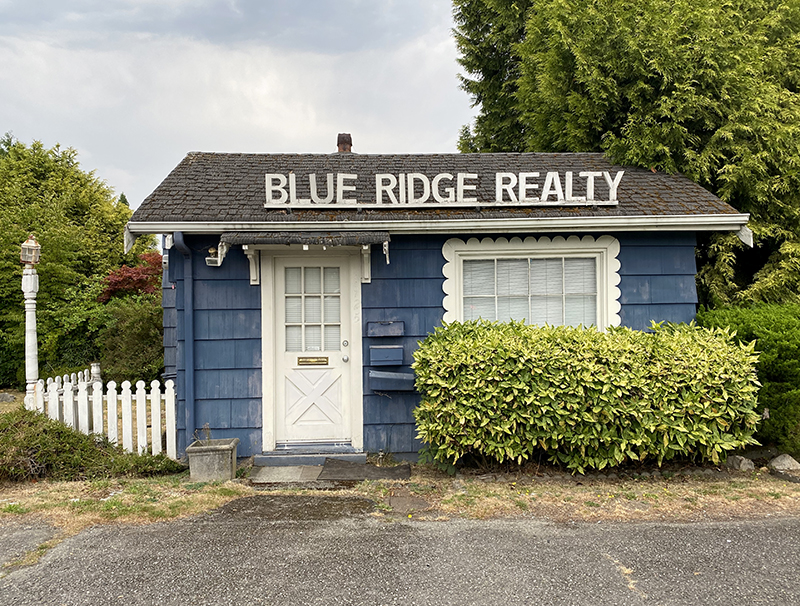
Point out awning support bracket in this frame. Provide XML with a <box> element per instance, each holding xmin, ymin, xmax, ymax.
<box><xmin>242</xmin><ymin>245</ymin><xmax>261</xmax><ymax>285</ymax></box>
<box><xmin>361</xmin><ymin>245</ymin><xmax>371</xmax><ymax>284</ymax></box>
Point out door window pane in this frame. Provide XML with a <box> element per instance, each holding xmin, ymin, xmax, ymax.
<box><xmin>323</xmin><ymin>267</ymin><xmax>340</xmax><ymax>294</ymax></box>
<box><xmin>304</xmin><ymin>297</ymin><xmax>321</xmax><ymax>323</ymax></box>
<box><xmin>324</xmin><ymin>296</ymin><xmax>340</xmax><ymax>323</ymax></box>
<box><xmin>304</xmin><ymin>267</ymin><xmax>321</xmax><ymax>294</ymax></box>
<box><xmin>285</xmin><ymin>297</ymin><xmax>302</xmax><ymax>323</ymax></box>
<box><xmin>285</xmin><ymin>265</ymin><xmax>344</xmax><ymax>352</ymax></box>
<box><xmin>324</xmin><ymin>325</ymin><xmax>341</xmax><ymax>351</ymax></box>
<box><xmin>305</xmin><ymin>325</ymin><xmax>321</xmax><ymax>351</ymax></box>
<box><xmin>286</xmin><ymin>326</ymin><xmax>302</xmax><ymax>352</ymax></box>
<box><xmin>285</xmin><ymin>268</ymin><xmax>302</xmax><ymax>294</ymax></box>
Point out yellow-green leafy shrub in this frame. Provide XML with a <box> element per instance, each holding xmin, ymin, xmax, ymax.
<box><xmin>413</xmin><ymin>321</ymin><xmax>761</xmax><ymax>473</ymax></box>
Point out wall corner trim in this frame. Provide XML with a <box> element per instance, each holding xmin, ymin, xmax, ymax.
<box><xmin>173</xmin><ymin>232</ymin><xmax>195</xmax><ymax>454</ymax></box>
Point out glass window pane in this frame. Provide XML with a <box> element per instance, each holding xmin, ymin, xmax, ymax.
<box><xmin>286</xmin><ymin>326</ymin><xmax>302</xmax><ymax>352</ymax></box>
<box><xmin>324</xmin><ymin>325</ymin><xmax>341</xmax><ymax>351</ymax></box>
<box><xmin>285</xmin><ymin>297</ymin><xmax>302</xmax><ymax>323</ymax></box>
<box><xmin>305</xmin><ymin>296</ymin><xmax>321</xmax><ymax>323</ymax></box>
<box><xmin>565</xmin><ymin>295</ymin><xmax>597</xmax><ymax>327</ymax></box>
<box><xmin>464</xmin><ymin>297</ymin><xmax>496</xmax><ymax>321</ymax></box>
<box><xmin>324</xmin><ymin>296</ymin><xmax>340</xmax><ymax>323</ymax></box>
<box><xmin>497</xmin><ymin>297</ymin><xmax>528</xmax><ymax>322</ymax></box>
<box><xmin>463</xmin><ymin>260</ymin><xmax>495</xmax><ymax>296</ymax></box>
<box><xmin>530</xmin><ymin>259</ymin><xmax>563</xmax><ymax>295</ymax></box>
<box><xmin>530</xmin><ymin>296</ymin><xmax>563</xmax><ymax>325</ymax></box>
<box><xmin>304</xmin><ymin>267</ymin><xmax>321</xmax><ymax>294</ymax></box>
<box><xmin>497</xmin><ymin>260</ymin><xmax>529</xmax><ymax>296</ymax></box>
<box><xmin>305</xmin><ymin>325</ymin><xmax>321</xmax><ymax>351</ymax></box>
<box><xmin>324</xmin><ymin>267</ymin><xmax>340</xmax><ymax>294</ymax></box>
<box><xmin>565</xmin><ymin>258</ymin><xmax>596</xmax><ymax>294</ymax></box>
<box><xmin>285</xmin><ymin>268</ymin><xmax>302</xmax><ymax>294</ymax></box>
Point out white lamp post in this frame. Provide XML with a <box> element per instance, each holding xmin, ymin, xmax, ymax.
<box><xmin>21</xmin><ymin>236</ymin><xmax>40</xmax><ymax>410</ymax></box>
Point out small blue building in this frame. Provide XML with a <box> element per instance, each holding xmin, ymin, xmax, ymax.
<box><xmin>127</xmin><ymin>148</ymin><xmax>750</xmax><ymax>462</ymax></box>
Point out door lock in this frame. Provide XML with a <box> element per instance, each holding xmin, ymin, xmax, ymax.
<box><xmin>342</xmin><ymin>340</ymin><xmax>349</xmax><ymax>347</ymax></box>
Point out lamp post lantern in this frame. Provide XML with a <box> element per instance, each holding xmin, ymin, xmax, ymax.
<box><xmin>21</xmin><ymin>236</ymin><xmax>40</xmax><ymax>410</ymax></box>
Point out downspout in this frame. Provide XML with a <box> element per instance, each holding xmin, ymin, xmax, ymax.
<box><xmin>173</xmin><ymin>232</ymin><xmax>195</xmax><ymax>453</ymax></box>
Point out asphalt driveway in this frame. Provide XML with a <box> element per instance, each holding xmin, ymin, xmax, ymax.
<box><xmin>1</xmin><ymin>495</ymin><xmax>798</xmax><ymax>606</ymax></box>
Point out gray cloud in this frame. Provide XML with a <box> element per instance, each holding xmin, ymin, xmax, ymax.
<box><xmin>0</xmin><ymin>0</ymin><xmax>448</xmax><ymax>53</ymax></box>
<box><xmin>0</xmin><ymin>1</ymin><xmax>474</xmax><ymax>208</ymax></box>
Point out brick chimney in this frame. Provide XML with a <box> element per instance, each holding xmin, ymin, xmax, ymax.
<box><xmin>337</xmin><ymin>133</ymin><xmax>352</xmax><ymax>153</ymax></box>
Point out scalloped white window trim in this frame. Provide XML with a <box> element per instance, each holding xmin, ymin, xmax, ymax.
<box><xmin>442</xmin><ymin>235</ymin><xmax>621</xmax><ymax>328</ymax></box>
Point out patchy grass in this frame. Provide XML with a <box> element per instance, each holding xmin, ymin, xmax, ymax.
<box><xmin>1</xmin><ymin>465</ymin><xmax>799</xmax><ymax>576</ymax></box>
<box><xmin>0</xmin><ymin>475</ymin><xmax>254</xmax><ymax>530</ymax></box>
<box><xmin>0</xmin><ymin>474</ymin><xmax>256</xmax><ymax>573</ymax></box>
<box><xmin>347</xmin><ymin>466</ymin><xmax>800</xmax><ymax>523</ymax></box>
<box><xmin>2</xmin><ymin>462</ymin><xmax>800</xmax><ymax>573</ymax></box>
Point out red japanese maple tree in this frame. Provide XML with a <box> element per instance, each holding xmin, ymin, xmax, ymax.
<box><xmin>98</xmin><ymin>252</ymin><xmax>162</xmax><ymax>302</ymax></box>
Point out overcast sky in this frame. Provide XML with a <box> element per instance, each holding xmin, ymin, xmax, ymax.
<box><xmin>0</xmin><ymin>0</ymin><xmax>475</xmax><ymax>208</ymax></box>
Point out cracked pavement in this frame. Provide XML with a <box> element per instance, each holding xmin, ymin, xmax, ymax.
<box><xmin>1</xmin><ymin>495</ymin><xmax>798</xmax><ymax>605</ymax></box>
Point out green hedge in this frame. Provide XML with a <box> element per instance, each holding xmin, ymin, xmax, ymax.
<box><xmin>413</xmin><ymin>321</ymin><xmax>761</xmax><ymax>473</ymax></box>
<box><xmin>697</xmin><ymin>304</ymin><xmax>800</xmax><ymax>456</ymax></box>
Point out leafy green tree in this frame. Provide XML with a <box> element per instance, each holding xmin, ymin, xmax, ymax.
<box><xmin>456</xmin><ymin>0</ymin><xmax>800</xmax><ymax>304</ymax></box>
<box><xmin>454</xmin><ymin>0</ymin><xmax>532</xmax><ymax>153</ymax></box>
<box><xmin>94</xmin><ymin>253</ymin><xmax>164</xmax><ymax>384</ymax></box>
<box><xmin>0</xmin><ymin>135</ymin><xmax>153</xmax><ymax>386</ymax></box>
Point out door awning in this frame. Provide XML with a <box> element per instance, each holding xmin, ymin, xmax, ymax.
<box><xmin>220</xmin><ymin>231</ymin><xmax>390</xmax><ymax>246</ymax></box>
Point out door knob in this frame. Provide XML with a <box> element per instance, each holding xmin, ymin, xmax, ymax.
<box><xmin>342</xmin><ymin>355</ymin><xmax>350</xmax><ymax>363</ymax></box>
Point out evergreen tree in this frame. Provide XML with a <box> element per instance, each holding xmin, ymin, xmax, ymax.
<box><xmin>454</xmin><ymin>0</ymin><xmax>532</xmax><ymax>152</ymax></box>
<box><xmin>455</xmin><ymin>0</ymin><xmax>800</xmax><ymax>304</ymax></box>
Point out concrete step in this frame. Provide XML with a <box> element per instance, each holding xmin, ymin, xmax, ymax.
<box><xmin>253</xmin><ymin>452</ymin><xmax>367</xmax><ymax>467</ymax></box>
<box><xmin>249</xmin><ymin>465</ymin><xmax>323</xmax><ymax>485</ymax></box>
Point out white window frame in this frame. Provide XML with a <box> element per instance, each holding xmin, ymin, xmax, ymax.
<box><xmin>442</xmin><ymin>235</ymin><xmax>621</xmax><ymax>328</ymax></box>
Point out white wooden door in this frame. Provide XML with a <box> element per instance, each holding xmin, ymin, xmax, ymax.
<box><xmin>274</xmin><ymin>258</ymin><xmax>353</xmax><ymax>444</ymax></box>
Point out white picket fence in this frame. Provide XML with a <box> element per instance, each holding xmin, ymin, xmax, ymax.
<box><xmin>26</xmin><ymin>371</ymin><xmax>177</xmax><ymax>460</ymax></box>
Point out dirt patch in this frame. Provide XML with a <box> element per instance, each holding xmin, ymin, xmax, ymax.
<box><xmin>0</xmin><ymin>391</ymin><xmax>23</xmax><ymax>415</ymax></box>
<box><xmin>216</xmin><ymin>494</ymin><xmax>375</xmax><ymax>520</ymax></box>
<box><xmin>385</xmin><ymin>485</ymin><xmax>431</xmax><ymax>516</ymax></box>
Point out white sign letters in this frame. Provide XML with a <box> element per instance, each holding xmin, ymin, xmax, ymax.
<box><xmin>265</xmin><ymin>170</ymin><xmax>623</xmax><ymax>208</ymax></box>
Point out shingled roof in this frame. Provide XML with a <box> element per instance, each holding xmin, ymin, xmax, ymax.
<box><xmin>128</xmin><ymin>152</ymin><xmax>747</xmax><ymax>234</ymax></box>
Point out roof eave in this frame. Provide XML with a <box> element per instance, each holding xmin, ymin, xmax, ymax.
<box><xmin>126</xmin><ymin>213</ymin><xmax>750</xmax><ymax>236</ymax></box>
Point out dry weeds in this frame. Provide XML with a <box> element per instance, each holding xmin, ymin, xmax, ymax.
<box><xmin>1</xmin><ymin>464</ymin><xmax>799</xmax><ymax>572</ymax></box>
<box><xmin>355</xmin><ymin>467</ymin><xmax>800</xmax><ymax>523</ymax></box>
<box><xmin>0</xmin><ymin>475</ymin><xmax>256</xmax><ymax>572</ymax></box>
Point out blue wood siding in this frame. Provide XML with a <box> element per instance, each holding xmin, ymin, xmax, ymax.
<box><xmin>162</xmin><ymin>230</ymin><xmax>700</xmax><ymax>458</ymax></box>
<box><xmin>361</xmin><ymin>236</ymin><xmax>447</xmax><ymax>454</ymax></box>
<box><xmin>616</xmin><ymin>233</ymin><xmax>698</xmax><ymax>330</ymax></box>
<box><xmin>168</xmin><ymin>236</ymin><xmax>262</xmax><ymax>456</ymax></box>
